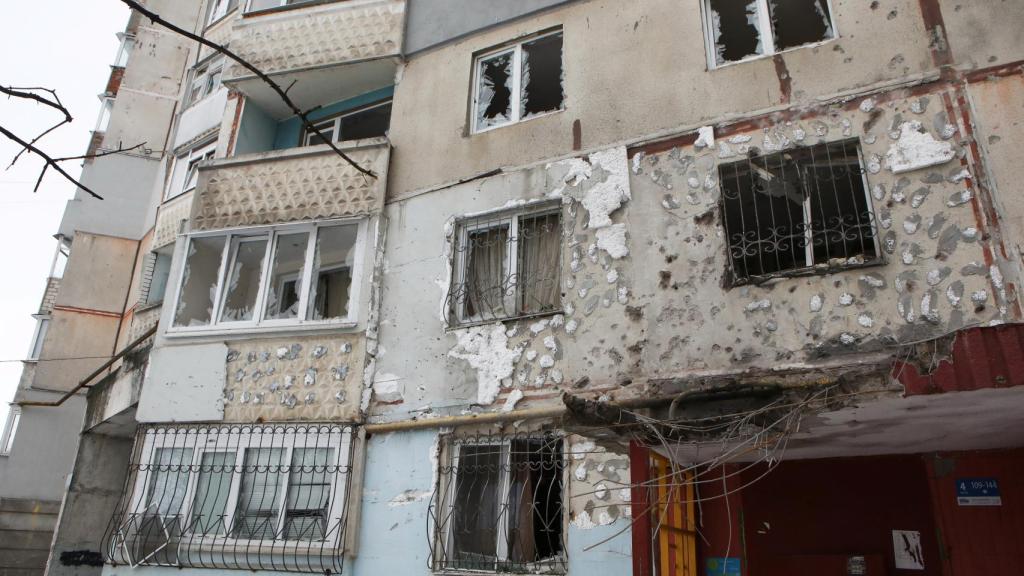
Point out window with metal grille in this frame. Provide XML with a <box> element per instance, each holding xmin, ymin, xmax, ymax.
<box><xmin>103</xmin><ymin>424</ymin><xmax>352</xmax><ymax>573</ymax></box>
<box><xmin>447</xmin><ymin>205</ymin><xmax>562</xmax><ymax>326</ymax></box>
<box><xmin>428</xmin><ymin>433</ymin><xmax>566</xmax><ymax>573</ymax></box>
<box><xmin>719</xmin><ymin>139</ymin><xmax>878</xmax><ymax>284</ymax></box>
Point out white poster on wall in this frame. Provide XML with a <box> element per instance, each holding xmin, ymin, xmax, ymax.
<box><xmin>892</xmin><ymin>530</ymin><xmax>925</xmax><ymax>570</ymax></box>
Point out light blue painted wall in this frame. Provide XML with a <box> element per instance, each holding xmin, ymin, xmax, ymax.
<box><xmin>233</xmin><ymin>100</ymin><xmax>277</xmax><ymax>156</ymax></box>
<box><xmin>271</xmin><ymin>86</ymin><xmax>395</xmax><ymax>151</ymax></box>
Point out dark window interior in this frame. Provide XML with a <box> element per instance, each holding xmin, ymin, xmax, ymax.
<box><xmin>340</xmin><ymin>102</ymin><xmax>391</xmax><ymax>141</ymax></box>
<box><xmin>709</xmin><ymin>0</ymin><xmax>763</xmax><ymax>64</ymax></box>
<box><xmin>480</xmin><ymin>52</ymin><xmax>513</xmax><ymax>125</ymax></box>
<box><xmin>508</xmin><ymin>438</ymin><xmax>564</xmax><ymax>564</ymax></box>
<box><xmin>520</xmin><ymin>33</ymin><xmax>564</xmax><ymax>118</ymax></box>
<box><xmin>768</xmin><ymin>0</ymin><xmax>834</xmax><ymax>51</ymax></box>
<box><xmin>719</xmin><ymin>139</ymin><xmax>876</xmax><ymax>283</ymax></box>
<box><xmin>451</xmin><ymin>445</ymin><xmax>502</xmax><ymax>570</ymax></box>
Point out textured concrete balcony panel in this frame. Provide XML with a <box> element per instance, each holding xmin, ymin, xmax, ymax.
<box><xmin>192</xmin><ymin>139</ymin><xmax>389</xmax><ymax>230</ymax></box>
<box><xmin>153</xmin><ymin>191</ymin><xmax>193</xmax><ymax>249</ymax></box>
<box><xmin>223</xmin><ymin>0</ymin><xmax>403</xmax><ymax>118</ymax></box>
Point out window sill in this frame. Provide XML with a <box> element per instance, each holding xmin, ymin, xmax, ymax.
<box><xmin>470</xmin><ymin>107</ymin><xmax>565</xmax><ymax>136</ymax></box>
<box><xmin>707</xmin><ymin>36</ymin><xmax>838</xmax><ymax>72</ymax></box>
<box><xmin>728</xmin><ymin>256</ymin><xmax>886</xmax><ymax>288</ymax></box>
<box><xmin>447</xmin><ymin>309</ymin><xmax>563</xmax><ymax>332</ymax></box>
<box><xmin>165</xmin><ymin>319</ymin><xmax>359</xmax><ymax>340</ymax></box>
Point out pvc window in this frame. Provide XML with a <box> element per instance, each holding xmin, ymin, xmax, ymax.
<box><xmin>0</xmin><ymin>406</ymin><xmax>21</xmax><ymax>457</ymax></box>
<box><xmin>186</xmin><ymin>57</ymin><xmax>225</xmax><ymax>107</ymax></box>
<box><xmin>246</xmin><ymin>0</ymin><xmax>318</xmax><ymax>13</ymax></box>
<box><xmin>114</xmin><ymin>33</ymin><xmax>135</xmax><ymax>67</ymax></box>
<box><xmin>471</xmin><ymin>30</ymin><xmax>564</xmax><ymax>133</ymax></box>
<box><xmin>120</xmin><ymin>427</ymin><xmax>350</xmax><ymax>548</ymax></box>
<box><xmin>448</xmin><ymin>204</ymin><xmax>562</xmax><ymax>327</ymax></box>
<box><xmin>95</xmin><ymin>97</ymin><xmax>114</xmax><ymax>133</ymax></box>
<box><xmin>302</xmin><ymin>100</ymin><xmax>392</xmax><ymax>147</ymax></box>
<box><xmin>207</xmin><ymin>0</ymin><xmax>239</xmax><ymax>25</ymax></box>
<box><xmin>702</xmin><ymin>0</ymin><xmax>836</xmax><ymax>68</ymax></box>
<box><xmin>167</xmin><ymin>141</ymin><xmax>217</xmax><ymax>201</ymax></box>
<box><xmin>27</xmin><ymin>316</ymin><xmax>50</xmax><ymax>361</ymax></box>
<box><xmin>169</xmin><ymin>220</ymin><xmax>364</xmax><ymax>334</ymax></box>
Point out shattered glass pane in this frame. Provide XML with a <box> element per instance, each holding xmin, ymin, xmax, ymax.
<box><xmin>307</xmin><ymin>224</ymin><xmax>358</xmax><ymax>321</ymax></box>
<box><xmin>709</xmin><ymin>0</ymin><xmax>764</xmax><ymax>65</ymax></box>
<box><xmin>264</xmin><ymin>232</ymin><xmax>310</xmax><ymax>320</ymax></box>
<box><xmin>219</xmin><ymin>237</ymin><xmax>268</xmax><ymax>323</ymax></box>
<box><xmin>173</xmin><ymin>236</ymin><xmax>225</xmax><ymax>327</ymax></box>
<box><xmin>520</xmin><ymin>33</ymin><xmax>564</xmax><ymax>119</ymax></box>
<box><xmin>475</xmin><ymin>50</ymin><xmax>513</xmax><ymax>130</ymax></box>
<box><xmin>768</xmin><ymin>0</ymin><xmax>834</xmax><ymax>51</ymax></box>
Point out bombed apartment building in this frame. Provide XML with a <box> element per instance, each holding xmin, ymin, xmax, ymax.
<box><xmin>5</xmin><ymin>1</ymin><xmax>1024</xmax><ymax>576</ymax></box>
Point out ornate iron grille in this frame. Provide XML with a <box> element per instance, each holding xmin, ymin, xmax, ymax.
<box><xmin>719</xmin><ymin>139</ymin><xmax>879</xmax><ymax>284</ymax></box>
<box><xmin>103</xmin><ymin>424</ymin><xmax>353</xmax><ymax>573</ymax></box>
<box><xmin>428</xmin><ymin>432</ymin><xmax>567</xmax><ymax>574</ymax></box>
<box><xmin>446</xmin><ymin>205</ymin><xmax>562</xmax><ymax>327</ymax></box>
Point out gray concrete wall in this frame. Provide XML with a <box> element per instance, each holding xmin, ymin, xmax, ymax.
<box><xmin>403</xmin><ymin>0</ymin><xmax>576</xmax><ymax>54</ymax></box>
<box><xmin>0</xmin><ymin>398</ymin><xmax>86</xmax><ymax>503</ymax></box>
<box><xmin>0</xmin><ymin>498</ymin><xmax>61</xmax><ymax>576</ymax></box>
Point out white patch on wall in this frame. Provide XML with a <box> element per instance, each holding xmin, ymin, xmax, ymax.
<box><xmin>695</xmin><ymin>125</ymin><xmax>715</xmax><ymax>149</ymax></box>
<box><xmin>501</xmin><ymin>389</ymin><xmax>524</xmax><ymax>412</ymax></box>
<box><xmin>372</xmin><ymin>373</ymin><xmax>404</xmax><ymax>403</ymax></box>
<box><xmin>580</xmin><ymin>147</ymin><xmax>631</xmax><ymax>229</ymax></box>
<box><xmin>388</xmin><ymin>489</ymin><xmax>431</xmax><ymax>507</ymax></box>
<box><xmin>596</xmin><ymin>224</ymin><xmax>629</xmax><ymax>259</ymax></box>
<box><xmin>448</xmin><ymin>323</ymin><xmax>524</xmax><ymax>405</ymax></box>
<box><xmin>884</xmin><ymin>121</ymin><xmax>955</xmax><ymax>174</ymax></box>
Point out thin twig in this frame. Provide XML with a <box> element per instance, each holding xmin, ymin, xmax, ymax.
<box><xmin>0</xmin><ymin>124</ymin><xmax>103</xmax><ymax>199</ymax></box>
<box><xmin>119</xmin><ymin>0</ymin><xmax>377</xmax><ymax>179</ymax></box>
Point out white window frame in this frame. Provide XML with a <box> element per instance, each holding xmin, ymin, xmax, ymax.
<box><xmin>207</xmin><ymin>0</ymin><xmax>239</xmax><ymax>26</ymax></box>
<box><xmin>451</xmin><ymin>204</ymin><xmax>561</xmax><ymax>326</ymax></box>
<box><xmin>124</xmin><ymin>427</ymin><xmax>352</xmax><ymax>548</ymax></box>
<box><xmin>700</xmin><ymin>0</ymin><xmax>838</xmax><ymax>70</ymax></box>
<box><xmin>167</xmin><ymin>141</ymin><xmax>217</xmax><ymax>201</ymax></box>
<box><xmin>167</xmin><ymin>219</ymin><xmax>367</xmax><ymax>336</ymax></box>
<box><xmin>437</xmin><ymin>437</ymin><xmax>566</xmax><ymax>573</ymax></box>
<box><xmin>114</xmin><ymin>32</ymin><xmax>135</xmax><ymax>67</ymax></box>
<box><xmin>186</xmin><ymin>57</ymin><xmax>225</xmax><ymax>108</ymax></box>
<box><xmin>245</xmin><ymin>0</ymin><xmax>317</xmax><ymax>13</ymax></box>
<box><xmin>470</xmin><ymin>30</ymin><xmax>564</xmax><ymax>134</ymax></box>
<box><xmin>301</xmin><ymin>100</ymin><xmax>392</xmax><ymax>147</ymax></box>
<box><xmin>0</xmin><ymin>405</ymin><xmax>21</xmax><ymax>457</ymax></box>
<box><xmin>27</xmin><ymin>314</ymin><xmax>50</xmax><ymax>361</ymax></box>
<box><xmin>95</xmin><ymin>96</ymin><xmax>114</xmax><ymax>133</ymax></box>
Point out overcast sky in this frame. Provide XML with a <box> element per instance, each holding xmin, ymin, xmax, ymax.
<box><xmin>0</xmin><ymin>1</ymin><xmax>130</xmax><ymax>426</ymax></box>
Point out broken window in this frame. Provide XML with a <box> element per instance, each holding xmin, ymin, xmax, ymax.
<box><xmin>167</xmin><ymin>140</ymin><xmax>216</xmax><ymax>201</ymax></box>
<box><xmin>105</xmin><ymin>424</ymin><xmax>353</xmax><ymax>571</ymax></box>
<box><xmin>170</xmin><ymin>221</ymin><xmax>362</xmax><ymax>332</ymax></box>
<box><xmin>718</xmin><ymin>139</ymin><xmax>878</xmax><ymax>284</ymax></box>
<box><xmin>704</xmin><ymin>0</ymin><xmax>834</xmax><ymax>67</ymax></box>
<box><xmin>302</xmin><ymin>100</ymin><xmax>392</xmax><ymax>147</ymax></box>
<box><xmin>448</xmin><ymin>204</ymin><xmax>561</xmax><ymax>326</ymax></box>
<box><xmin>206</xmin><ymin>0</ymin><xmax>238</xmax><ymax>25</ymax></box>
<box><xmin>431</xmin><ymin>434</ymin><xmax>566</xmax><ymax>573</ymax></box>
<box><xmin>186</xmin><ymin>57</ymin><xmax>225</xmax><ymax>107</ymax></box>
<box><xmin>472</xmin><ymin>31</ymin><xmax>564</xmax><ymax>133</ymax></box>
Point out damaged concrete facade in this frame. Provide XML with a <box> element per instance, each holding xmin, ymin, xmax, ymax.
<box><xmin>9</xmin><ymin>1</ymin><xmax>1024</xmax><ymax>576</ymax></box>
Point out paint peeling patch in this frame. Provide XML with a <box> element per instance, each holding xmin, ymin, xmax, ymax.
<box><xmin>885</xmin><ymin>121</ymin><xmax>955</xmax><ymax>174</ymax></box>
<box><xmin>596</xmin><ymin>224</ymin><xmax>629</xmax><ymax>259</ymax></box>
<box><xmin>580</xmin><ymin>147</ymin><xmax>631</xmax><ymax>229</ymax></box>
<box><xmin>502</xmin><ymin>389</ymin><xmax>524</xmax><ymax>412</ymax></box>
<box><xmin>695</xmin><ymin>126</ymin><xmax>715</xmax><ymax>149</ymax></box>
<box><xmin>572</xmin><ymin>510</ymin><xmax>597</xmax><ymax>530</ymax></box>
<box><xmin>388</xmin><ymin>490</ymin><xmax>430</xmax><ymax>507</ymax></box>
<box><xmin>448</xmin><ymin>324</ymin><xmax>524</xmax><ymax>405</ymax></box>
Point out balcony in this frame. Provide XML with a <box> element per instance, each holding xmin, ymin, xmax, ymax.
<box><xmin>191</xmin><ymin>138</ymin><xmax>390</xmax><ymax>231</ymax></box>
<box><xmin>222</xmin><ymin>0</ymin><xmax>404</xmax><ymax>119</ymax></box>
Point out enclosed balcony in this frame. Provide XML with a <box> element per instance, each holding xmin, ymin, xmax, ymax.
<box><xmin>222</xmin><ymin>0</ymin><xmax>403</xmax><ymax>119</ymax></box>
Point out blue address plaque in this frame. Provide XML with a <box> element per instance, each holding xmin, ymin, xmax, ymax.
<box><xmin>956</xmin><ymin>477</ymin><xmax>1001</xmax><ymax>506</ymax></box>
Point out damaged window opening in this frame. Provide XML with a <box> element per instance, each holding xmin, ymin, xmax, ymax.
<box><xmin>103</xmin><ymin>424</ymin><xmax>352</xmax><ymax>572</ymax></box>
<box><xmin>719</xmin><ymin>139</ymin><xmax>879</xmax><ymax>284</ymax></box>
<box><xmin>431</xmin><ymin>434</ymin><xmax>566</xmax><ymax>573</ymax></box>
<box><xmin>186</xmin><ymin>57</ymin><xmax>224</xmax><ymax>107</ymax></box>
<box><xmin>448</xmin><ymin>205</ymin><xmax>562</xmax><ymax>326</ymax></box>
<box><xmin>472</xmin><ymin>31</ymin><xmax>564</xmax><ymax>133</ymax></box>
<box><xmin>301</xmin><ymin>100</ymin><xmax>392</xmax><ymax>147</ymax></box>
<box><xmin>170</xmin><ymin>221</ymin><xmax>362</xmax><ymax>332</ymax></box>
<box><xmin>704</xmin><ymin>0</ymin><xmax>835</xmax><ymax>67</ymax></box>
<box><xmin>167</xmin><ymin>141</ymin><xmax>216</xmax><ymax>201</ymax></box>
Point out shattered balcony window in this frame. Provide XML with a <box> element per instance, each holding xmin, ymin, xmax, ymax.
<box><xmin>302</xmin><ymin>100</ymin><xmax>392</xmax><ymax>147</ymax></box>
<box><xmin>170</xmin><ymin>221</ymin><xmax>362</xmax><ymax>333</ymax></box>
<box><xmin>704</xmin><ymin>0</ymin><xmax>835</xmax><ymax>67</ymax></box>
<box><xmin>472</xmin><ymin>30</ymin><xmax>564</xmax><ymax>133</ymax></box>
<box><xmin>719</xmin><ymin>138</ymin><xmax>879</xmax><ymax>284</ymax></box>
<box><xmin>104</xmin><ymin>424</ymin><xmax>353</xmax><ymax>573</ymax></box>
<box><xmin>447</xmin><ymin>204</ymin><xmax>562</xmax><ymax>326</ymax></box>
<box><xmin>167</xmin><ymin>140</ymin><xmax>216</xmax><ymax>201</ymax></box>
<box><xmin>429</xmin><ymin>433</ymin><xmax>566</xmax><ymax>573</ymax></box>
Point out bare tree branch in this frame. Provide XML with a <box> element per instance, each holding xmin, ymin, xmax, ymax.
<box><xmin>119</xmin><ymin>0</ymin><xmax>378</xmax><ymax>179</ymax></box>
<box><xmin>2</xmin><ymin>85</ymin><xmax>75</xmax><ymax>168</ymax></box>
<box><xmin>0</xmin><ymin>124</ymin><xmax>103</xmax><ymax>199</ymax></box>
<box><xmin>53</xmin><ymin>140</ymin><xmax>148</xmax><ymax>163</ymax></box>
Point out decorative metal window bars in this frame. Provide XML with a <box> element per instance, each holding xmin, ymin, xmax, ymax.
<box><xmin>718</xmin><ymin>138</ymin><xmax>880</xmax><ymax>284</ymax></box>
<box><xmin>446</xmin><ymin>204</ymin><xmax>563</xmax><ymax>327</ymax></box>
<box><xmin>103</xmin><ymin>424</ymin><xmax>353</xmax><ymax>573</ymax></box>
<box><xmin>428</xmin><ymin>432</ymin><xmax>567</xmax><ymax>574</ymax></box>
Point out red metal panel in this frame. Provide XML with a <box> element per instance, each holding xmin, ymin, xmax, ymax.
<box><xmin>926</xmin><ymin>449</ymin><xmax>1024</xmax><ymax>576</ymax></box>
<box><xmin>631</xmin><ymin>441</ymin><xmax>654</xmax><ymax>576</ymax></box>
<box><xmin>896</xmin><ymin>324</ymin><xmax>1024</xmax><ymax>395</ymax></box>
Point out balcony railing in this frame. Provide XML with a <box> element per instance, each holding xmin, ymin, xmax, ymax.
<box><xmin>191</xmin><ymin>139</ymin><xmax>389</xmax><ymax>231</ymax></box>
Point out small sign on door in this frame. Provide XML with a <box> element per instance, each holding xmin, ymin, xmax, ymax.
<box><xmin>892</xmin><ymin>530</ymin><xmax>925</xmax><ymax>570</ymax></box>
<box><xmin>956</xmin><ymin>477</ymin><xmax>1002</xmax><ymax>506</ymax></box>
